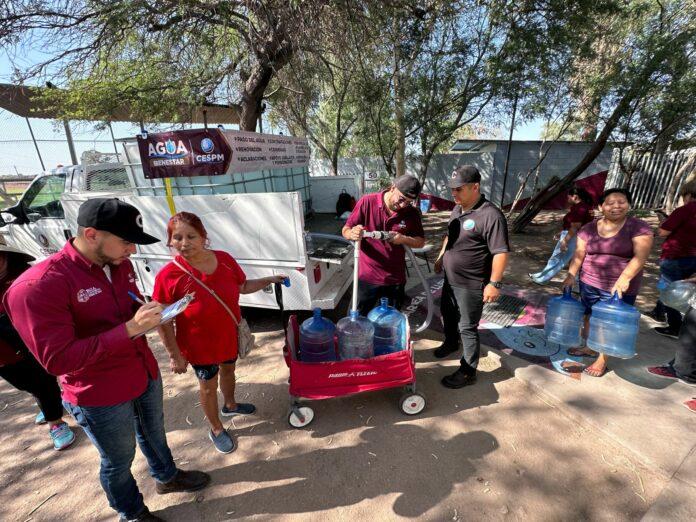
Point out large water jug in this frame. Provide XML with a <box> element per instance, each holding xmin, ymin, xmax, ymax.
<box><xmin>544</xmin><ymin>288</ymin><xmax>585</xmax><ymax>346</ymax></box>
<box><xmin>337</xmin><ymin>310</ymin><xmax>375</xmax><ymax>360</ymax></box>
<box><xmin>587</xmin><ymin>293</ymin><xmax>640</xmax><ymax>359</ymax></box>
<box><xmin>299</xmin><ymin>308</ymin><xmax>337</xmax><ymax>363</ymax></box>
<box><xmin>659</xmin><ymin>280</ymin><xmax>696</xmax><ymax>314</ymax></box>
<box><xmin>367</xmin><ymin>298</ymin><xmax>407</xmax><ymax>355</ymax></box>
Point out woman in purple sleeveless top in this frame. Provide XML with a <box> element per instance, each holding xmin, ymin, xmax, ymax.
<box><xmin>562</xmin><ymin>188</ymin><xmax>653</xmax><ymax>377</ymax></box>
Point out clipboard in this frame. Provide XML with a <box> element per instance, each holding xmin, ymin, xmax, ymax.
<box><xmin>132</xmin><ymin>293</ymin><xmax>195</xmax><ymax>339</ymax></box>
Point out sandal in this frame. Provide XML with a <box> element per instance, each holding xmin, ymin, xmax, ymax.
<box><xmin>583</xmin><ymin>365</ymin><xmax>608</xmax><ymax>378</ymax></box>
<box><xmin>567</xmin><ymin>347</ymin><xmax>598</xmax><ymax>358</ymax></box>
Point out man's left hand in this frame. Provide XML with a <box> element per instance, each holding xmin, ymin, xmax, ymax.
<box><xmin>483</xmin><ymin>284</ymin><xmax>500</xmax><ymax>303</ymax></box>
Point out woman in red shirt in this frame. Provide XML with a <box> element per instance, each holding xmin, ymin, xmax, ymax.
<box><xmin>153</xmin><ymin>212</ymin><xmax>286</xmax><ymax>454</ymax></box>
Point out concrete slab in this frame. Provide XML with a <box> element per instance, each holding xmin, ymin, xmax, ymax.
<box><xmin>642</xmin><ymin>478</ymin><xmax>696</xmax><ymax>521</ymax></box>
<box><xmin>487</xmin><ymin>318</ymin><xmax>696</xmax><ymax>477</ymax></box>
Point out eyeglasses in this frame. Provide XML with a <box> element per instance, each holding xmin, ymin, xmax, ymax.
<box><xmin>394</xmin><ymin>190</ymin><xmax>415</xmax><ymax>206</ymax></box>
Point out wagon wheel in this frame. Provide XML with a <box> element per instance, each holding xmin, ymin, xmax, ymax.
<box><xmin>288</xmin><ymin>406</ymin><xmax>315</xmax><ymax>428</ymax></box>
<box><xmin>399</xmin><ymin>392</ymin><xmax>426</xmax><ymax>415</ymax></box>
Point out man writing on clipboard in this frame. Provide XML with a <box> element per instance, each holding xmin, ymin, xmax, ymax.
<box><xmin>4</xmin><ymin>198</ymin><xmax>209</xmax><ymax>522</ymax></box>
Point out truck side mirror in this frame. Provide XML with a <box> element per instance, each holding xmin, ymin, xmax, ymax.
<box><xmin>26</xmin><ymin>212</ymin><xmax>42</xmax><ymax>223</ymax></box>
<box><xmin>0</xmin><ymin>212</ymin><xmax>16</xmax><ymax>227</ymax></box>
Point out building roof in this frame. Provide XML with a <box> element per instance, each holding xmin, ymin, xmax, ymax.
<box><xmin>0</xmin><ymin>83</ymin><xmax>241</xmax><ymax>124</ymax></box>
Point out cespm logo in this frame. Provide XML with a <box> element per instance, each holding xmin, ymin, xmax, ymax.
<box><xmin>201</xmin><ymin>137</ymin><xmax>214</xmax><ymax>153</ymax></box>
<box><xmin>148</xmin><ymin>139</ymin><xmax>188</xmax><ymax>159</ymax></box>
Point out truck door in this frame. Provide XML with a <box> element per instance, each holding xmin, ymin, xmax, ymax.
<box><xmin>9</xmin><ymin>173</ymin><xmax>70</xmax><ymax>259</ymax></box>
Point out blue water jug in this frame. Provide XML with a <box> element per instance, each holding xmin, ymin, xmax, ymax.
<box><xmin>337</xmin><ymin>310</ymin><xmax>375</xmax><ymax>360</ymax></box>
<box><xmin>587</xmin><ymin>292</ymin><xmax>640</xmax><ymax>359</ymax></box>
<box><xmin>299</xmin><ymin>308</ymin><xmax>337</xmax><ymax>363</ymax></box>
<box><xmin>367</xmin><ymin>297</ymin><xmax>407</xmax><ymax>355</ymax></box>
<box><xmin>545</xmin><ymin>287</ymin><xmax>585</xmax><ymax>346</ymax></box>
<box><xmin>659</xmin><ymin>280</ymin><xmax>696</xmax><ymax>314</ymax></box>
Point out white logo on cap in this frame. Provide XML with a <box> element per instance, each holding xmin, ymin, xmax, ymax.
<box><xmin>136</xmin><ymin>215</ymin><xmax>143</xmax><ymax>228</ymax></box>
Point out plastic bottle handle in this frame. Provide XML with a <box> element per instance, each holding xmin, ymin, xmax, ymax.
<box><xmin>612</xmin><ymin>291</ymin><xmax>622</xmax><ymax>302</ymax></box>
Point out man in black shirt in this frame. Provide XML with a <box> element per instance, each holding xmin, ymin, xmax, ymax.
<box><xmin>434</xmin><ymin>165</ymin><xmax>510</xmax><ymax>388</ymax></box>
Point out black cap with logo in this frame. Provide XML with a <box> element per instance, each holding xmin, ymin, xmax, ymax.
<box><xmin>394</xmin><ymin>175</ymin><xmax>422</xmax><ymax>199</ymax></box>
<box><xmin>447</xmin><ymin>165</ymin><xmax>481</xmax><ymax>188</ymax></box>
<box><xmin>77</xmin><ymin>198</ymin><xmax>160</xmax><ymax>245</ymax></box>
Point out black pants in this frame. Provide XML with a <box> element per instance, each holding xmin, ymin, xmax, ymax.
<box><xmin>672</xmin><ymin>307</ymin><xmax>696</xmax><ymax>383</ymax></box>
<box><xmin>0</xmin><ymin>354</ymin><xmax>64</xmax><ymax>422</ymax></box>
<box><xmin>441</xmin><ymin>278</ymin><xmax>485</xmax><ymax>375</ymax></box>
<box><xmin>357</xmin><ymin>280</ymin><xmax>406</xmax><ymax>317</ymax></box>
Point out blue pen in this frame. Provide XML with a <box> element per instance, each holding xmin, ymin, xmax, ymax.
<box><xmin>128</xmin><ymin>291</ymin><xmax>146</xmax><ymax>305</ymax></box>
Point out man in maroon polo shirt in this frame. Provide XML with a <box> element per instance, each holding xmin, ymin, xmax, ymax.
<box><xmin>343</xmin><ymin>175</ymin><xmax>425</xmax><ymax>315</ymax></box>
<box><xmin>4</xmin><ymin>198</ymin><xmax>210</xmax><ymax>522</ymax></box>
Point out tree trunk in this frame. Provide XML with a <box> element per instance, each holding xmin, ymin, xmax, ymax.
<box><xmin>511</xmin><ymin>93</ymin><xmax>631</xmax><ymax>233</ymax></box>
<box><xmin>393</xmin><ymin>47</ymin><xmax>406</xmax><ymax>178</ymax></box>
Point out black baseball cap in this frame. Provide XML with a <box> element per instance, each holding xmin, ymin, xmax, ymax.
<box><xmin>448</xmin><ymin>165</ymin><xmax>481</xmax><ymax>188</ymax></box>
<box><xmin>394</xmin><ymin>175</ymin><xmax>422</xmax><ymax>199</ymax></box>
<box><xmin>77</xmin><ymin>198</ymin><xmax>160</xmax><ymax>245</ymax></box>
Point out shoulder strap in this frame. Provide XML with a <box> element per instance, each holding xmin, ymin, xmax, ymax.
<box><xmin>172</xmin><ymin>259</ymin><xmax>240</xmax><ymax>326</ymax></box>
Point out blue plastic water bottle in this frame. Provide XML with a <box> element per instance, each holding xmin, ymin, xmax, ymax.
<box><xmin>544</xmin><ymin>287</ymin><xmax>585</xmax><ymax>346</ymax></box>
<box><xmin>587</xmin><ymin>292</ymin><xmax>640</xmax><ymax>359</ymax></box>
<box><xmin>337</xmin><ymin>310</ymin><xmax>375</xmax><ymax>360</ymax></box>
<box><xmin>299</xmin><ymin>308</ymin><xmax>337</xmax><ymax>363</ymax></box>
<box><xmin>367</xmin><ymin>298</ymin><xmax>407</xmax><ymax>355</ymax></box>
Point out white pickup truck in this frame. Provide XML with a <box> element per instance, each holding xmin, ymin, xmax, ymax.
<box><xmin>0</xmin><ymin>157</ymin><xmax>353</xmax><ymax>311</ymax></box>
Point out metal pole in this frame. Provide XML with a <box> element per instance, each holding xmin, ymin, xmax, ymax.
<box><xmin>63</xmin><ymin>119</ymin><xmax>78</xmax><ymax>165</ymax></box>
<box><xmin>25</xmin><ymin>117</ymin><xmax>45</xmax><ymax>171</ymax></box>
<box><xmin>499</xmin><ymin>92</ymin><xmax>519</xmax><ymax>208</ymax></box>
<box><xmin>107</xmin><ymin>122</ymin><xmax>121</xmax><ymax>162</ymax></box>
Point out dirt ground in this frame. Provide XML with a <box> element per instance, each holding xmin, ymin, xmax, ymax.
<box><xmin>0</xmin><ymin>210</ymin><xmax>671</xmax><ymax>521</ymax></box>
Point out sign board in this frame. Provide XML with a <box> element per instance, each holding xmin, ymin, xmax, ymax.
<box><xmin>137</xmin><ymin>129</ymin><xmax>310</xmax><ymax>179</ymax></box>
<box><xmin>221</xmin><ymin>130</ymin><xmax>310</xmax><ymax>173</ymax></box>
<box><xmin>137</xmin><ymin>128</ymin><xmax>232</xmax><ymax>179</ymax></box>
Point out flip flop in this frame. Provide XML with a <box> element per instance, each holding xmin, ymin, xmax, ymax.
<box><xmin>567</xmin><ymin>347</ymin><xmax>598</xmax><ymax>358</ymax></box>
<box><xmin>583</xmin><ymin>365</ymin><xmax>608</xmax><ymax>378</ymax></box>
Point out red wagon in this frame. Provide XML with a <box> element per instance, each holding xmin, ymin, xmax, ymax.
<box><xmin>283</xmin><ymin>314</ymin><xmax>426</xmax><ymax>428</ymax></box>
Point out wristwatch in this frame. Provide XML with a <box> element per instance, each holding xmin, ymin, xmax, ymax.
<box><xmin>487</xmin><ymin>280</ymin><xmax>503</xmax><ymax>289</ymax></box>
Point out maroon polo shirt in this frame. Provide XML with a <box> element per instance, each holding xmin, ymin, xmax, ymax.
<box><xmin>562</xmin><ymin>202</ymin><xmax>594</xmax><ymax>230</ymax></box>
<box><xmin>3</xmin><ymin>240</ymin><xmax>159</xmax><ymax>407</ymax></box>
<box><xmin>345</xmin><ymin>190</ymin><xmax>425</xmax><ymax>285</ymax></box>
<box><xmin>660</xmin><ymin>200</ymin><xmax>696</xmax><ymax>260</ymax></box>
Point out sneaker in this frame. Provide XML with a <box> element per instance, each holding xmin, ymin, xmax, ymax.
<box><xmin>644</xmin><ymin>309</ymin><xmax>667</xmax><ymax>322</ymax></box>
<box><xmin>35</xmin><ymin>411</ymin><xmax>46</xmax><ymax>425</ymax></box>
<box><xmin>49</xmin><ymin>422</ymin><xmax>76</xmax><ymax>451</ymax></box>
<box><xmin>156</xmin><ymin>469</ymin><xmax>211</xmax><ymax>494</ymax></box>
<box><xmin>433</xmin><ymin>344</ymin><xmax>459</xmax><ymax>359</ymax></box>
<box><xmin>220</xmin><ymin>403</ymin><xmax>257</xmax><ymax>417</ymax></box>
<box><xmin>120</xmin><ymin>507</ymin><xmax>165</xmax><ymax>521</ymax></box>
<box><xmin>208</xmin><ymin>428</ymin><xmax>237</xmax><ymax>454</ymax></box>
<box><xmin>441</xmin><ymin>369</ymin><xmax>477</xmax><ymax>389</ymax></box>
<box><xmin>684</xmin><ymin>399</ymin><xmax>696</xmax><ymax>413</ymax></box>
<box><xmin>528</xmin><ymin>273</ymin><xmax>545</xmax><ymax>286</ymax></box>
<box><xmin>646</xmin><ymin>365</ymin><xmax>696</xmax><ymax>386</ymax></box>
<box><xmin>654</xmin><ymin>327</ymin><xmax>680</xmax><ymax>339</ymax></box>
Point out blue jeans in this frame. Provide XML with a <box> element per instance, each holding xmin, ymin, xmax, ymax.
<box><xmin>657</xmin><ymin>257</ymin><xmax>696</xmax><ymax>331</ymax></box>
<box><xmin>530</xmin><ymin>231</ymin><xmax>577</xmax><ymax>284</ymax></box>
<box><xmin>63</xmin><ymin>376</ymin><xmax>177</xmax><ymax>519</ymax></box>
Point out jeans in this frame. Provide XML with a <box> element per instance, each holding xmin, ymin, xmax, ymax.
<box><xmin>63</xmin><ymin>376</ymin><xmax>177</xmax><ymax>520</ymax></box>
<box><xmin>672</xmin><ymin>307</ymin><xmax>696</xmax><ymax>383</ymax></box>
<box><xmin>657</xmin><ymin>257</ymin><xmax>696</xmax><ymax>331</ymax></box>
<box><xmin>441</xmin><ymin>278</ymin><xmax>485</xmax><ymax>375</ymax></box>
<box><xmin>357</xmin><ymin>279</ymin><xmax>406</xmax><ymax>317</ymax></box>
<box><xmin>579</xmin><ymin>281</ymin><xmax>636</xmax><ymax>315</ymax></box>
<box><xmin>529</xmin><ymin>231</ymin><xmax>577</xmax><ymax>284</ymax></box>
